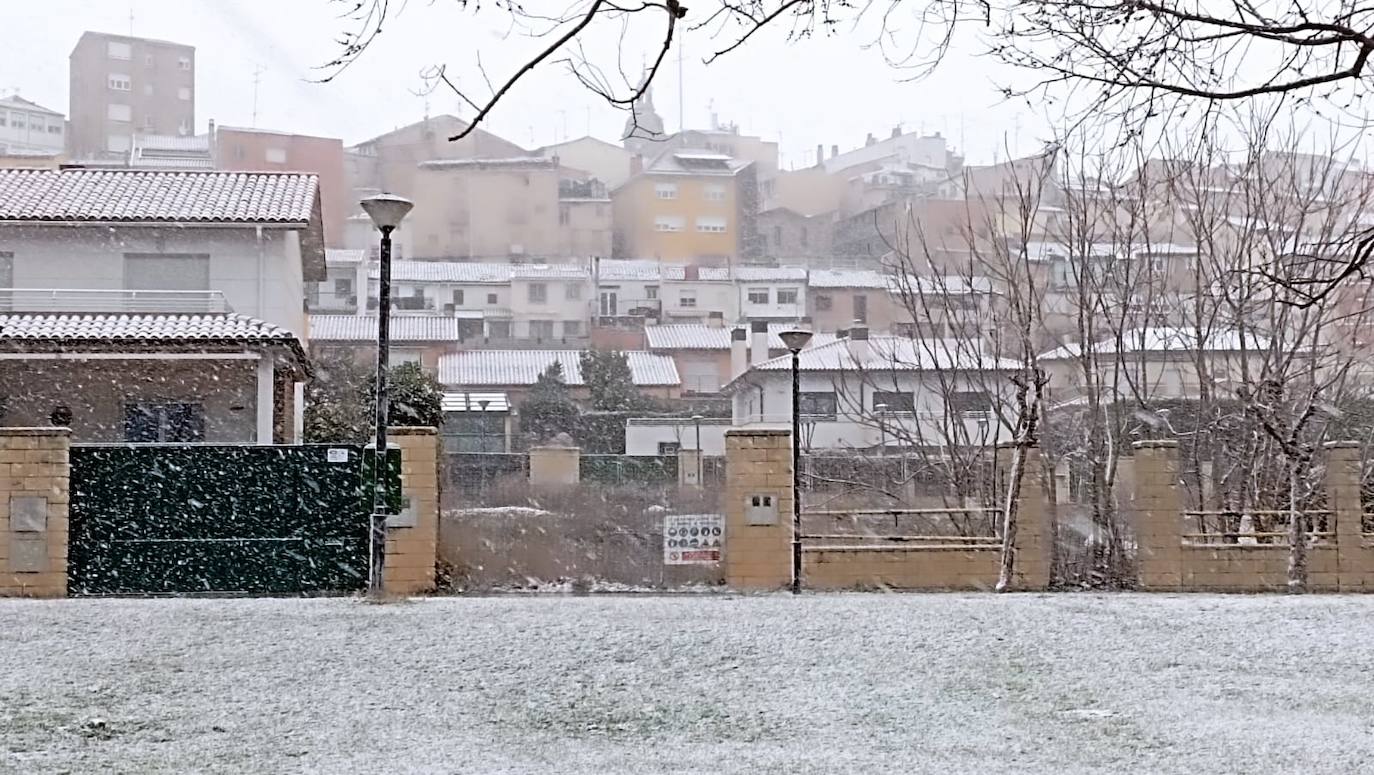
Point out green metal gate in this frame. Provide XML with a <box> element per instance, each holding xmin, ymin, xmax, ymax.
<box><xmin>69</xmin><ymin>444</ymin><xmax>399</xmax><ymax>595</ymax></box>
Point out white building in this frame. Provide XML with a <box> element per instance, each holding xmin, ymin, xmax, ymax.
<box><xmin>734</xmin><ymin>266</ymin><xmax>808</xmax><ymax>321</ymax></box>
<box><xmin>0</xmin><ymin>96</ymin><xmax>65</xmax><ymax>156</ymax></box>
<box><xmin>724</xmin><ymin>329</ymin><xmax>1019</xmax><ymax>450</ymax></box>
<box><xmin>0</xmin><ymin>168</ymin><xmax>324</xmax><ymax>339</ymax></box>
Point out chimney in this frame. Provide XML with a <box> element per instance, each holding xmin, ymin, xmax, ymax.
<box><xmin>731</xmin><ymin>327</ymin><xmax>749</xmax><ymax>378</ymax></box>
<box><xmin>847</xmin><ymin>325</ymin><xmax>870</xmax><ymax>363</ymax></box>
<box><xmin>831</xmin><ymin>144</ymin><xmax>839</xmax><ymax>159</ymax></box>
<box><xmin>630</xmin><ymin>154</ymin><xmax>644</xmax><ymax>176</ymax></box>
<box><xmin>891</xmin><ymin>125</ymin><xmax>902</xmax><ymax>139</ymax></box>
<box><xmin>707</xmin><ymin>310</ymin><xmax>725</xmax><ymax>329</ymax></box>
<box><xmin>750</xmin><ymin>320</ymin><xmax>770</xmax><ymax>366</ymax></box>
<box><xmin>815</xmin><ymin>143</ymin><xmax>824</xmax><ymax>168</ymax></box>
<box><xmin>865</xmin><ymin>133</ymin><xmax>877</xmax><ymax>147</ymax></box>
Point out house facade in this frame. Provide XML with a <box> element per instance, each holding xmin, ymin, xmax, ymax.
<box><xmin>611</xmin><ymin>150</ymin><xmax>758</xmax><ymax>264</ymax></box>
<box><xmin>438</xmin><ymin>349</ymin><xmax>681</xmax><ymax>408</ymax></box>
<box><xmin>0</xmin><ymin>96</ymin><xmax>65</xmax><ymax>156</ymax></box>
<box><xmin>68</xmin><ymin>31</ymin><xmax>195</xmax><ymax>160</ymax></box>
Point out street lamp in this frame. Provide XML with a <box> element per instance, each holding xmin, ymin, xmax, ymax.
<box><xmin>875</xmin><ymin>402</ymin><xmax>889</xmax><ymax>454</ymax></box>
<box><xmin>778</xmin><ymin>328</ymin><xmax>813</xmax><ymax>595</ymax></box>
<box><xmin>692</xmin><ymin>414</ymin><xmax>704</xmax><ymax>485</ymax></box>
<box><xmin>360</xmin><ymin>192</ymin><xmax>413</xmax><ymax>597</ymax></box>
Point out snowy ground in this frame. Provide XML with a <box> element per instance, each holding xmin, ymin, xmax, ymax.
<box><xmin>3</xmin><ymin>594</ymin><xmax>1373</xmax><ymax>774</ymax></box>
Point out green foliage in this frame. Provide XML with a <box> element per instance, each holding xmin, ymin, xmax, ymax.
<box><xmin>521</xmin><ymin>361</ymin><xmax>580</xmax><ymax>444</ymax></box>
<box><xmin>304</xmin><ymin>354</ymin><xmax>444</xmax><ymax>443</ymax></box>
<box><xmin>579</xmin><ymin>349</ymin><xmax>655</xmax><ymax>412</ymax></box>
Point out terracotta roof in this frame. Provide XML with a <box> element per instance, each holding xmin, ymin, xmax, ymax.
<box><xmin>0</xmin><ymin>168</ymin><xmax>319</xmax><ymax>224</ymax></box>
<box><xmin>1038</xmin><ymin>327</ymin><xmax>1273</xmax><ymax>360</ymax></box>
<box><xmin>645</xmin><ymin>324</ymin><xmax>838</xmax><ymax>351</ymax></box>
<box><xmin>724</xmin><ymin>336</ymin><xmax>1019</xmax><ymax>392</ymax></box>
<box><xmin>439</xmin><ymin>349</ymin><xmax>680</xmax><ymax>387</ymax></box>
<box><xmin>309</xmin><ymin>314</ymin><xmax>462</xmax><ymax>343</ymax></box>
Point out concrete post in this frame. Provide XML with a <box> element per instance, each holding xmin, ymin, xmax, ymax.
<box><xmin>1132</xmin><ymin>440</ymin><xmax>1183</xmax><ymax>590</ymax></box>
<box><xmin>529</xmin><ymin>446</ymin><xmax>580</xmax><ymax>485</ymax></box>
<box><xmin>0</xmin><ymin>428</ymin><xmax>71</xmax><ymax>598</ymax></box>
<box><xmin>384</xmin><ymin>427</ymin><xmax>440</xmax><ymax>595</ymax></box>
<box><xmin>1325</xmin><ymin>441</ymin><xmax>1364</xmax><ymax>591</ymax></box>
<box><xmin>255</xmin><ymin>355</ymin><xmax>274</xmax><ymax>445</ymax></box>
<box><xmin>723</xmin><ymin>428</ymin><xmax>793</xmax><ymax>590</ymax></box>
<box><xmin>679</xmin><ymin>449</ymin><xmax>702</xmax><ymax>488</ymax></box>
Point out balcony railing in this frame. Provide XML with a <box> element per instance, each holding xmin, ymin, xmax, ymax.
<box><xmin>0</xmin><ymin>288</ymin><xmax>232</xmax><ymax>314</ymax></box>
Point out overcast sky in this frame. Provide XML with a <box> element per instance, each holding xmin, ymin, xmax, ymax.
<box><xmin>4</xmin><ymin>1</ymin><xmax>1078</xmax><ymax>166</ymax></box>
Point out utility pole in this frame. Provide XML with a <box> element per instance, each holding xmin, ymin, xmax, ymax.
<box><xmin>677</xmin><ymin>30</ymin><xmax>685</xmax><ymax>133</ymax></box>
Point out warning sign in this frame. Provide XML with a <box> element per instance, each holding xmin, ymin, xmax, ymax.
<box><xmin>663</xmin><ymin>513</ymin><xmax>724</xmax><ymax>565</ymax></box>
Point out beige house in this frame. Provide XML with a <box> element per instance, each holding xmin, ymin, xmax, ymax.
<box><xmin>536</xmin><ymin>136</ymin><xmax>637</xmax><ymax>189</ymax></box>
<box><xmin>344</xmin><ymin>115</ymin><xmax>527</xmax><ymax>203</ymax></box>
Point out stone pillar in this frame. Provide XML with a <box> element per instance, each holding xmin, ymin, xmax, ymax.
<box><xmin>529</xmin><ymin>446</ymin><xmax>580</xmax><ymax>486</ymax></box>
<box><xmin>1132</xmin><ymin>440</ymin><xmax>1182</xmax><ymax>590</ymax></box>
<box><xmin>255</xmin><ymin>355</ymin><xmax>274</xmax><ymax>445</ymax></box>
<box><xmin>0</xmin><ymin>428</ymin><xmax>71</xmax><ymax>598</ymax></box>
<box><xmin>384</xmin><ymin>427</ymin><xmax>440</xmax><ymax>595</ymax></box>
<box><xmin>1325</xmin><ymin>441</ymin><xmax>1365</xmax><ymax>591</ymax></box>
<box><xmin>723</xmin><ymin>428</ymin><xmax>793</xmax><ymax>591</ymax></box>
<box><xmin>1011</xmin><ymin>446</ymin><xmax>1052</xmax><ymax>590</ymax></box>
<box><xmin>679</xmin><ymin>449</ymin><xmax>703</xmax><ymax>488</ymax></box>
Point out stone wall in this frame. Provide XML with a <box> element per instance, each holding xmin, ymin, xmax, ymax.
<box><xmin>529</xmin><ymin>446</ymin><xmax>580</xmax><ymax>486</ymax></box>
<box><xmin>0</xmin><ymin>428</ymin><xmax>71</xmax><ymax>598</ymax></box>
<box><xmin>384</xmin><ymin>427</ymin><xmax>441</xmax><ymax>595</ymax></box>
<box><xmin>723</xmin><ymin>429</ymin><xmax>794</xmax><ymax>590</ymax></box>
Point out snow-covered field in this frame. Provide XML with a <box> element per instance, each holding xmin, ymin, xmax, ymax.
<box><xmin>3</xmin><ymin>593</ymin><xmax>1372</xmax><ymax>774</ymax></box>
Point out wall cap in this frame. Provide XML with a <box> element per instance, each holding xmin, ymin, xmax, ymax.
<box><xmin>1323</xmin><ymin>441</ymin><xmax>1361</xmax><ymax>449</ymax></box>
<box><xmin>1131</xmin><ymin>439</ymin><xmax>1178</xmax><ymax>449</ymax></box>
<box><xmin>529</xmin><ymin>445</ymin><xmax>579</xmax><ymax>451</ymax></box>
<box><xmin>725</xmin><ymin>428</ymin><xmax>790</xmax><ymax>438</ymax></box>
<box><xmin>0</xmin><ymin>427</ymin><xmax>72</xmax><ymax>437</ymax></box>
<box><xmin>389</xmin><ymin>426</ymin><xmax>438</xmax><ymax>437</ymax></box>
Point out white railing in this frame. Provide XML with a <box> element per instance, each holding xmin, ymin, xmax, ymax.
<box><xmin>0</xmin><ymin>288</ymin><xmax>232</xmax><ymax>314</ymax></box>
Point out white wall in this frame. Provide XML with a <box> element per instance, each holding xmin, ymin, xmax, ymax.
<box><xmin>1</xmin><ymin>224</ymin><xmax>308</xmax><ymax>337</ymax></box>
<box><xmin>739</xmin><ymin>282</ymin><xmax>807</xmax><ymax>320</ymax></box>
<box><xmin>662</xmin><ymin>280</ymin><xmax>737</xmax><ymax>321</ymax></box>
<box><xmin>625</xmin><ymin>420</ymin><xmax>729</xmax><ymax>456</ymax></box>
<box><xmin>731</xmin><ymin>369</ymin><xmax>1009</xmax><ymax>450</ymax></box>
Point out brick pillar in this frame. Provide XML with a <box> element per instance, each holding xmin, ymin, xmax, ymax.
<box><xmin>1132</xmin><ymin>440</ymin><xmax>1182</xmax><ymax>590</ymax></box>
<box><xmin>1325</xmin><ymin>441</ymin><xmax>1365</xmax><ymax>591</ymax></box>
<box><xmin>724</xmin><ymin>428</ymin><xmax>793</xmax><ymax>590</ymax></box>
<box><xmin>1011</xmin><ymin>446</ymin><xmax>1051</xmax><ymax>590</ymax></box>
<box><xmin>0</xmin><ymin>428</ymin><xmax>71</xmax><ymax>598</ymax></box>
<box><xmin>529</xmin><ymin>446</ymin><xmax>580</xmax><ymax>485</ymax></box>
<box><xmin>384</xmin><ymin>427</ymin><xmax>440</xmax><ymax>595</ymax></box>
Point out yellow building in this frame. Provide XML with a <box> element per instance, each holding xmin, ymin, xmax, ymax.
<box><xmin>611</xmin><ymin>149</ymin><xmax>759</xmax><ymax>265</ymax></box>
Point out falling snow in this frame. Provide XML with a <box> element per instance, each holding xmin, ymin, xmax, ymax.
<box><xmin>3</xmin><ymin>593</ymin><xmax>1373</xmax><ymax>773</ymax></box>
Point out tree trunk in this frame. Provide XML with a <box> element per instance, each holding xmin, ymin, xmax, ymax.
<box><xmin>1287</xmin><ymin>465</ymin><xmax>1308</xmax><ymax>593</ymax></box>
<box><xmin>996</xmin><ymin>441</ymin><xmax>1029</xmax><ymax>593</ymax></box>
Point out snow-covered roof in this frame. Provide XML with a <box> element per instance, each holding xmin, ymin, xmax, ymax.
<box><xmin>1021</xmin><ymin>241</ymin><xmax>1122</xmax><ymax>263</ymax></box>
<box><xmin>441</xmin><ymin>392</ymin><xmax>510</xmax><ymax>412</ymax></box>
<box><xmin>1039</xmin><ymin>327</ymin><xmax>1272</xmax><ymax>360</ymax></box>
<box><xmin>660</xmin><ymin>265</ymin><xmax>733</xmax><ymax>282</ymax></box>
<box><xmin>509</xmin><ymin>264</ymin><xmax>589</xmax><ymax>280</ymax></box>
<box><xmin>595</xmin><ymin>259</ymin><xmax>662</xmax><ymax>282</ymax></box>
<box><xmin>645</xmin><ymin>323</ymin><xmax>837</xmax><ymax>351</ymax></box>
<box><xmin>371</xmin><ymin>261</ymin><xmax>513</xmax><ymax>284</ymax></box>
<box><xmin>418</xmin><ymin>157</ymin><xmax>556</xmax><ymax>170</ymax></box>
<box><xmin>893</xmin><ymin>275</ymin><xmax>995</xmax><ymax>295</ymax></box>
<box><xmin>439</xmin><ymin>350</ymin><xmax>680</xmax><ymax>387</ymax></box>
<box><xmin>0</xmin><ymin>169</ymin><xmax>318</xmax><ymax>224</ymax></box>
<box><xmin>309</xmin><ymin>314</ymin><xmax>462</xmax><ymax>343</ymax></box>
<box><xmin>808</xmin><ymin>269</ymin><xmax>891</xmax><ymax>289</ymax></box>
<box><xmin>734</xmin><ymin>266</ymin><xmax>808</xmax><ymax>283</ymax></box>
<box><xmin>326</xmin><ymin>249</ymin><xmax>366</xmax><ymax>265</ymax></box>
<box><xmin>725</xmin><ymin>336</ymin><xmax>1019</xmax><ymax>391</ymax></box>
<box><xmin>0</xmin><ymin>313</ymin><xmax>296</xmax><ymax>345</ymax></box>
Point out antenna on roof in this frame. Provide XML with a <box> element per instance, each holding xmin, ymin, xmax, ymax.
<box><xmin>251</xmin><ymin>64</ymin><xmax>265</xmax><ymax>127</ymax></box>
<box><xmin>128</xmin><ymin>0</ymin><xmax>135</xmax><ymax>36</ymax></box>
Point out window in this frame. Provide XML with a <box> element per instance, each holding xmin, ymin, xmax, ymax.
<box><xmin>696</xmin><ymin>216</ymin><xmax>728</xmax><ymax>233</ymax></box>
<box><xmin>125</xmin><ymin>402</ymin><xmax>205</xmax><ymax>443</ymax></box>
<box><xmin>655</xmin><ymin>183</ymin><xmax>678</xmax><ymax>199</ymax></box>
<box><xmin>949</xmin><ymin>391</ymin><xmax>992</xmax><ymax>415</ymax></box>
<box><xmin>658</xmin><ymin>441</ymin><xmax>682</xmax><ymax>455</ymax></box>
<box><xmin>872</xmin><ymin>391</ymin><xmax>916</xmax><ymax>414</ymax></box>
<box><xmin>46</xmin><ymin>123</ymin><xmax>61</xmax><ymax>134</ymax></box>
<box><xmin>777</xmin><ymin>288</ymin><xmax>799</xmax><ymax>305</ymax></box>
<box><xmin>0</xmin><ymin>252</ymin><xmax>13</xmax><ymax>309</ymax></box>
<box><xmin>530</xmin><ymin>320</ymin><xmax>555</xmax><ymax>340</ymax></box>
<box><xmin>334</xmin><ymin>278</ymin><xmax>353</xmax><ymax>296</ymax></box>
<box><xmin>123</xmin><ymin>254</ymin><xmax>210</xmax><ymax>291</ymax></box>
<box><xmin>528</xmin><ymin>283</ymin><xmax>547</xmax><ymax>303</ymax></box>
<box><xmin>679</xmin><ymin>291</ymin><xmax>697</xmax><ymax>308</ymax></box>
<box><xmin>488</xmin><ymin>320</ymin><xmax>512</xmax><ymax>338</ymax></box>
<box><xmin>145</xmin><ymin>54</ymin><xmax>155</xmax><ymax>67</ymax></box>
<box><xmin>107</xmin><ymin>41</ymin><xmax>132</xmax><ymax>60</ymax></box>
<box><xmin>388</xmin><ymin>350</ymin><xmax>423</xmax><ymax>367</ymax></box>
<box><xmin>265</xmin><ymin>147</ymin><xmax>287</xmax><ymax>163</ymax></box>
<box><xmin>747</xmin><ymin>288</ymin><xmax>770</xmax><ymax>305</ymax></box>
<box><xmin>108</xmin><ymin>74</ymin><xmax>131</xmax><ymax>91</ymax></box>
<box><xmin>565</xmin><ymin>283</ymin><xmax>582</xmax><ymax>301</ymax></box>
<box><xmin>486</xmin><ymin>293</ymin><xmax>498</xmax><ymax>305</ymax></box>
<box><xmin>853</xmin><ymin>294</ymin><xmax>869</xmax><ymax>324</ymax></box>
<box><xmin>815</xmin><ymin>294</ymin><xmax>833</xmax><ymax>311</ymax></box>
<box><xmin>704</xmin><ymin>184</ymin><xmax>726</xmax><ymax>202</ymax></box>
<box><xmin>645</xmin><ymin>285</ymin><xmax>658</xmax><ymax>300</ymax></box>
<box><xmin>0</xmin><ymin>115</ymin><xmax>6</xmax><ymax>127</ymax></box>
<box><xmin>452</xmin><ymin>289</ymin><xmax>465</xmax><ymax>306</ymax></box>
<box><xmin>106</xmin><ymin>134</ymin><xmax>132</xmax><ymax>153</ymax></box>
<box><xmin>177</xmin><ymin>87</ymin><xmax>192</xmax><ymax>102</ymax></box>
<box><xmin>107</xmin><ymin>103</ymin><xmax>131</xmax><ymax>122</ymax></box>
<box><xmin>799</xmin><ymin>392</ymin><xmax>838</xmax><ymax>420</ymax></box>
<box><xmin>654</xmin><ymin>216</ymin><xmax>685</xmax><ymax>232</ymax></box>
<box><xmin>563</xmin><ymin>320</ymin><xmax>583</xmax><ymax>336</ymax></box>
<box><xmin>178</xmin><ymin>56</ymin><xmax>192</xmax><ymax>71</ymax></box>
<box><xmin>773</xmin><ymin>225</ymin><xmax>782</xmax><ymax>247</ymax></box>
<box><xmin>558</xmin><ymin>205</ymin><xmax>570</xmax><ymax>226</ymax></box>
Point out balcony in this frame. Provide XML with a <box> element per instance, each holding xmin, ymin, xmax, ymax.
<box><xmin>0</xmin><ymin>288</ymin><xmax>232</xmax><ymax>314</ymax></box>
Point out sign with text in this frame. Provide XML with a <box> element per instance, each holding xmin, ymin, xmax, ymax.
<box><xmin>663</xmin><ymin>514</ymin><xmax>724</xmax><ymax>565</ymax></box>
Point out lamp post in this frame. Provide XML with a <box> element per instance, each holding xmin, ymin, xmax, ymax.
<box><xmin>692</xmin><ymin>414</ymin><xmax>703</xmax><ymax>485</ymax></box>
<box><xmin>875</xmin><ymin>402</ymin><xmax>889</xmax><ymax>454</ymax></box>
<box><xmin>779</xmin><ymin>328</ymin><xmax>813</xmax><ymax>595</ymax></box>
<box><xmin>360</xmin><ymin>192</ymin><xmax>413</xmax><ymax>597</ymax></box>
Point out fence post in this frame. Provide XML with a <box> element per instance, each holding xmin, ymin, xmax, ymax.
<box><xmin>1132</xmin><ymin>440</ymin><xmax>1183</xmax><ymax>590</ymax></box>
<box><xmin>1325</xmin><ymin>441</ymin><xmax>1364</xmax><ymax>591</ymax></box>
<box><xmin>384</xmin><ymin>427</ymin><xmax>441</xmax><ymax>595</ymax></box>
<box><xmin>724</xmin><ymin>429</ymin><xmax>793</xmax><ymax>590</ymax></box>
<box><xmin>0</xmin><ymin>427</ymin><xmax>71</xmax><ymax>598</ymax></box>
<box><xmin>529</xmin><ymin>446</ymin><xmax>580</xmax><ymax>486</ymax></box>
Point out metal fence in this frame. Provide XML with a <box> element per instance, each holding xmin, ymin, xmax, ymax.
<box><xmin>580</xmin><ymin>454</ymin><xmax>678</xmax><ymax>486</ymax></box>
<box><xmin>446</xmin><ymin>452</ymin><xmax>530</xmax><ymax>494</ymax></box>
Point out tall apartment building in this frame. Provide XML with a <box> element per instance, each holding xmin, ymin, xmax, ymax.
<box><xmin>68</xmin><ymin>31</ymin><xmax>195</xmax><ymax>160</ymax></box>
